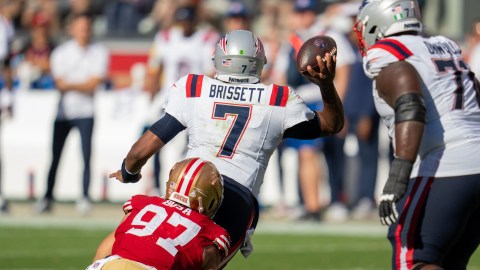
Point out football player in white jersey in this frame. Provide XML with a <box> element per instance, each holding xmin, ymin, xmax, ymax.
<box><xmin>355</xmin><ymin>0</ymin><xmax>480</xmax><ymax>269</ymax></box>
<box><xmin>110</xmin><ymin>30</ymin><xmax>344</xmax><ymax>266</ymax></box>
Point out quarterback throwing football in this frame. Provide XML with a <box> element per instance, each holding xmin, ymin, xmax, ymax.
<box><xmin>110</xmin><ymin>30</ymin><xmax>344</xmax><ymax>266</ymax></box>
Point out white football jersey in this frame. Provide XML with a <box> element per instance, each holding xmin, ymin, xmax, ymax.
<box><xmin>148</xmin><ymin>26</ymin><xmax>219</xmax><ymax>92</ymax></box>
<box><xmin>364</xmin><ymin>35</ymin><xmax>480</xmax><ymax>178</ymax></box>
<box><xmin>162</xmin><ymin>74</ymin><xmax>315</xmax><ymax>196</ymax></box>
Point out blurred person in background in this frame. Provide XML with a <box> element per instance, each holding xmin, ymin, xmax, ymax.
<box><xmin>34</xmin><ymin>13</ymin><xmax>109</xmax><ymax>215</ymax></box>
<box><xmin>356</xmin><ymin>0</ymin><xmax>480</xmax><ymax>268</ymax></box>
<box><xmin>315</xmin><ymin>1</ymin><xmax>357</xmax><ymax>223</ymax></box>
<box><xmin>466</xmin><ymin>19</ymin><xmax>480</xmax><ymax>80</ymax></box>
<box><xmin>21</xmin><ymin>0</ymin><xmax>61</xmax><ymax>36</ymax></box>
<box><xmin>143</xmin><ymin>2</ymin><xmax>219</xmax><ymax>196</ymax></box>
<box><xmin>329</xmin><ymin>2</ymin><xmax>379</xmax><ymax>220</ymax></box>
<box><xmin>110</xmin><ymin>29</ymin><xmax>344</xmax><ymax>266</ymax></box>
<box><xmin>11</xmin><ymin>12</ymin><xmax>56</xmax><ymax>90</ymax></box>
<box><xmin>90</xmin><ymin>158</ymin><xmax>230</xmax><ymax>270</ymax></box>
<box><xmin>222</xmin><ymin>0</ymin><xmax>251</xmax><ymax>33</ymax></box>
<box><xmin>0</xmin><ymin>0</ymin><xmax>22</xmax><ymax>213</ymax></box>
<box><xmin>104</xmin><ymin>0</ymin><xmax>156</xmax><ymax>36</ymax></box>
<box><xmin>272</xmin><ymin>0</ymin><xmax>355</xmax><ymax>221</ymax></box>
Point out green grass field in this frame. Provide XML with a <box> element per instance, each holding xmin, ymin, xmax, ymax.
<box><xmin>1</xmin><ymin>223</ymin><xmax>479</xmax><ymax>270</ymax></box>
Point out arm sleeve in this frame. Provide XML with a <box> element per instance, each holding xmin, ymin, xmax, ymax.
<box><xmin>122</xmin><ymin>199</ymin><xmax>133</xmax><ymax>214</ymax></box>
<box><xmin>283</xmin><ymin>87</ymin><xmax>316</xmax><ymax>131</ymax></box>
<box><xmin>363</xmin><ymin>40</ymin><xmax>403</xmax><ymax>79</ymax></box>
<box><xmin>209</xmin><ymin>224</ymin><xmax>231</xmax><ymax>257</ymax></box>
<box><xmin>162</xmin><ymin>76</ymin><xmax>189</xmax><ymax>126</ymax></box>
<box><xmin>283</xmin><ymin>113</ymin><xmax>321</xmax><ymax>139</ymax></box>
<box><xmin>149</xmin><ymin>113</ymin><xmax>186</xmax><ymax>143</ymax></box>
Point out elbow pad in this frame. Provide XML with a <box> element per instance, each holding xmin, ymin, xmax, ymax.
<box><xmin>394</xmin><ymin>93</ymin><xmax>426</xmax><ymax>124</ymax></box>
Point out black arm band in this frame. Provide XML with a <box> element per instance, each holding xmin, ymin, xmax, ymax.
<box><xmin>394</xmin><ymin>93</ymin><xmax>426</xmax><ymax>124</ymax></box>
<box><xmin>121</xmin><ymin>159</ymin><xmax>140</xmax><ymax>183</ymax></box>
<box><xmin>388</xmin><ymin>158</ymin><xmax>414</xmax><ymax>184</ymax></box>
<box><xmin>283</xmin><ymin>113</ymin><xmax>321</xmax><ymax>139</ymax></box>
<box><xmin>149</xmin><ymin>113</ymin><xmax>186</xmax><ymax>144</ymax></box>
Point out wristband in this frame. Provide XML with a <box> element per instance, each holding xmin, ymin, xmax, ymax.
<box><xmin>389</xmin><ymin>158</ymin><xmax>413</xmax><ymax>183</ymax></box>
<box><xmin>121</xmin><ymin>159</ymin><xmax>140</xmax><ymax>183</ymax></box>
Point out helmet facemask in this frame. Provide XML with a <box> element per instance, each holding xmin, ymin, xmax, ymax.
<box><xmin>354</xmin><ymin>0</ymin><xmax>423</xmax><ymax>55</ymax></box>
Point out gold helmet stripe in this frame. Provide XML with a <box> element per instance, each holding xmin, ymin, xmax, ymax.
<box><xmin>176</xmin><ymin>158</ymin><xmax>206</xmax><ymax>196</ymax></box>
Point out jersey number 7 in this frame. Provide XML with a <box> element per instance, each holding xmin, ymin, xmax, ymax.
<box><xmin>433</xmin><ymin>58</ymin><xmax>480</xmax><ymax>109</ymax></box>
<box><xmin>212</xmin><ymin>102</ymin><xmax>252</xmax><ymax>158</ymax></box>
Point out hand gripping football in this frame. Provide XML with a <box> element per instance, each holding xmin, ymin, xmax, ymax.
<box><xmin>296</xmin><ymin>35</ymin><xmax>337</xmax><ymax>75</ymax></box>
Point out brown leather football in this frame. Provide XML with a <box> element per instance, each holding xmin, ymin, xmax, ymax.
<box><xmin>296</xmin><ymin>35</ymin><xmax>337</xmax><ymax>75</ymax></box>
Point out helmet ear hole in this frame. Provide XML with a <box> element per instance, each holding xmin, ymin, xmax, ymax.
<box><xmin>208</xmin><ymin>199</ymin><xmax>216</xmax><ymax>212</ymax></box>
<box><xmin>369</xmin><ymin>26</ymin><xmax>377</xmax><ymax>34</ymax></box>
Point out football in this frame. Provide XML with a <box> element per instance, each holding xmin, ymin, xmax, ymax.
<box><xmin>296</xmin><ymin>35</ymin><xmax>337</xmax><ymax>75</ymax></box>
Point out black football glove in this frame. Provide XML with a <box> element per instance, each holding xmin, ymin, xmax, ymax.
<box><xmin>379</xmin><ymin>158</ymin><xmax>413</xmax><ymax>226</ymax></box>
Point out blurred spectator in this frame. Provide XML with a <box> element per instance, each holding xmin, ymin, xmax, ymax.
<box><xmin>223</xmin><ymin>1</ymin><xmax>251</xmax><ymax>33</ymax></box>
<box><xmin>59</xmin><ymin>0</ymin><xmax>100</xmax><ymax>31</ymax></box>
<box><xmin>143</xmin><ymin>2</ymin><xmax>219</xmax><ymax>196</ymax></box>
<box><xmin>467</xmin><ymin>19</ymin><xmax>480</xmax><ymax>80</ymax></box>
<box><xmin>104</xmin><ymin>0</ymin><xmax>156</xmax><ymax>36</ymax></box>
<box><xmin>12</xmin><ymin>12</ymin><xmax>56</xmax><ymax>90</ymax></box>
<box><xmin>34</xmin><ymin>14</ymin><xmax>109</xmax><ymax>215</ymax></box>
<box><xmin>272</xmin><ymin>0</ymin><xmax>356</xmax><ymax>222</ymax></box>
<box><xmin>330</xmin><ymin>2</ymin><xmax>380</xmax><ymax>220</ymax></box>
<box><xmin>271</xmin><ymin>0</ymin><xmax>326</xmax><ymax>221</ymax></box>
<box><xmin>0</xmin><ymin>0</ymin><xmax>22</xmax><ymax>213</ymax></box>
<box><xmin>21</xmin><ymin>0</ymin><xmax>61</xmax><ymax>36</ymax></box>
<box><xmin>318</xmin><ymin>2</ymin><xmax>356</xmax><ymax>223</ymax></box>
<box><xmin>0</xmin><ymin>0</ymin><xmax>21</xmax><ymax>92</ymax></box>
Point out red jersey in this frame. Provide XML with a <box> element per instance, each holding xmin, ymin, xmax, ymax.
<box><xmin>112</xmin><ymin>195</ymin><xmax>230</xmax><ymax>270</ymax></box>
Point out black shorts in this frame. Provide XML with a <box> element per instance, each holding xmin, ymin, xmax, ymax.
<box><xmin>388</xmin><ymin>174</ymin><xmax>480</xmax><ymax>270</ymax></box>
<box><xmin>212</xmin><ymin>175</ymin><xmax>259</xmax><ymax>257</ymax></box>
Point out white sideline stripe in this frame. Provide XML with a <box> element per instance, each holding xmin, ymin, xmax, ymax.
<box><xmin>0</xmin><ymin>216</ymin><xmax>387</xmax><ymax>236</ymax></box>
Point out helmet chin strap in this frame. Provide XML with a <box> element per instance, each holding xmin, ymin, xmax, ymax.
<box><xmin>198</xmin><ymin>197</ymin><xmax>204</xmax><ymax>214</ymax></box>
<box><xmin>215</xmin><ymin>73</ymin><xmax>260</xmax><ymax>84</ymax></box>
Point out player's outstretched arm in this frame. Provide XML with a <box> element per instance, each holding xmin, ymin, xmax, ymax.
<box><xmin>109</xmin><ymin>130</ymin><xmax>165</xmax><ymax>183</ymax></box>
<box><xmin>305</xmin><ymin>53</ymin><xmax>345</xmax><ymax>136</ymax></box>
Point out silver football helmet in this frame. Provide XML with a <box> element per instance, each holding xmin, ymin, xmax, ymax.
<box><xmin>354</xmin><ymin>0</ymin><xmax>423</xmax><ymax>55</ymax></box>
<box><xmin>213</xmin><ymin>30</ymin><xmax>267</xmax><ymax>84</ymax></box>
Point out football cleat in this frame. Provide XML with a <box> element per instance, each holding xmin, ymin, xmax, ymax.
<box><xmin>166</xmin><ymin>158</ymin><xmax>224</xmax><ymax>218</ymax></box>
